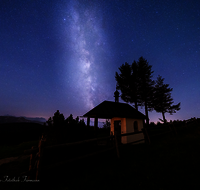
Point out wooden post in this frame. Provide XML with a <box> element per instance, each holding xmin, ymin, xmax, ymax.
<box><xmin>94</xmin><ymin>117</ymin><xmax>98</xmax><ymax>137</ymax></box>
<box><xmin>87</xmin><ymin>117</ymin><xmax>90</xmax><ymax>127</ymax></box>
<box><xmin>36</xmin><ymin>135</ymin><xmax>46</xmax><ymax>180</ymax></box>
<box><xmin>28</xmin><ymin>146</ymin><xmax>37</xmax><ymax>180</ymax></box>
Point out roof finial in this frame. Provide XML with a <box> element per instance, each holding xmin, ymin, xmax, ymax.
<box><xmin>114</xmin><ymin>89</ymin><xmax>120</xmax><ymax>103</ymax></box>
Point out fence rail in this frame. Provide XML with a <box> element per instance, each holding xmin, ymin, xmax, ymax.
<box><xmin>25</xmin><ymin>131</ymin><xmax>144</xmax><ymax>155</ymax></box>
<box><xmin>23</xmin><ymin>123</ymin><xmax>178</xmax><ymax>180</ymax></box>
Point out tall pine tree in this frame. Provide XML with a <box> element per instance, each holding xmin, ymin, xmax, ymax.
<box><xmin>115</xmin><ymin>57</ymin><xmax>154</xmax><ymax>125</ymax></box>
<box><xmin>115</xmin><ymin>61</ymin><xmax>140</xmax><ymax>110</ymax></box>
<box><xmin>137</xmin><ymin>57</ymin><xmax>155</xmax><ymax>125</ymax></box>
<box><xmin>153</xmin><ymin>75</ymin><xmax>180</xmax><ymax>124</ymax></box>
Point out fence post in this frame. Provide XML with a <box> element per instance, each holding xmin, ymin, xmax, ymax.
<box><xmin>36</xmin><ymin>135</ymin><xmax>46</xmax><ymax>180</ymax></box>
<box><xmin>28</xmin><ymin>146</ymin><xmax>37</xmax><ymax>180</ymax></box>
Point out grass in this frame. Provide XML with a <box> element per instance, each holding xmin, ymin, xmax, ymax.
<box><xmin>0</xmin><ymin>140</ymin><xmax>39</xmax><ymax>189</ymax></box>
<box><xmin>0</xmin><ymin>140</ymin><xmax>39</xmax><ymax>159</ymax></box>
<box><xmin>1</xmin><ymin>125</ymin><xmax>200</xmax><ymax>189</ymax></box>
<box><xmin>51</xmin><ymin>126</ymin><xmax>200</xmax><ymax>190</ymax></box>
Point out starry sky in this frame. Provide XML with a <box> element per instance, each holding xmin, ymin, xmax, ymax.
<box><xmin>0</xmin><ymin>0</ymin><xmax>200</xmax><ymax>124</ymax></box>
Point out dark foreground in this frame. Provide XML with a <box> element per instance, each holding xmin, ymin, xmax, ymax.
<box><xmin>1</xmin><ymin>125</ymin><xmax>200</xmax><ymax>190</ymax></box>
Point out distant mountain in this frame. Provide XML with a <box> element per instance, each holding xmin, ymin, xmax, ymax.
<box><xmin>24</xmin><ymin>117</ymin><xmax>46</xmax><ymax>124</ymax></box>
<box><xmin>0</xmin><ymin>116</ymin><xmax>30</xmax><ymax>124</ymax></box>
<box><xmin>0</xmin><ymin>116</ymin><xmax>46</xmax><ymax>124</ymax></box>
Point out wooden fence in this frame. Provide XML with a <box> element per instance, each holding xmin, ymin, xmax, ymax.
<box><xmin>22</xmin><ymin>123</ymin><xmax>178</xmax><ymax>180</ymax></box>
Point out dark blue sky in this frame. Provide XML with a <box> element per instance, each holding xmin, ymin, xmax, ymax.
<box><xmin>1</xmin><ymin>0</ymin><xmax>200</xmax><ymax>123</ymax></box>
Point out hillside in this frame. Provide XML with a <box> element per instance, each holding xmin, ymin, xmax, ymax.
<box><xmin>0</xmin><ymin>116</ymin><xmax>46</xmax><ymax>124</ymax></box>
<box><xmin>0</xmin><ymin>122</ymin><xmax>46</xmax><ymax>145</ymax></box>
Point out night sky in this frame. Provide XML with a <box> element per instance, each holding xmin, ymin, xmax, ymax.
<box><xmin>1</xmin><ymin>0</ymin><xmax>200</xmax><ymax>124</ymax></box>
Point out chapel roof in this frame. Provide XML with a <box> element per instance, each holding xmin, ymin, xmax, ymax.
<box><xmin>83</xmin><ymin>101</ymin><xmax>146</xmax><ymax>119</ymax></box>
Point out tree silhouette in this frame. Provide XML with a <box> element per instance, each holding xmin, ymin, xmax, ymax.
<box><xmin>66</xmin><ymin>114</ymin><xmax>74</xmax><ymax>126</ymax></box>
<box><xmin>115</xmin><ymin>56</ymin><xmax>154</xmax><ymax>125</ymax></box>
<box><xmin>103</xmin><ymin>119</ymin><xmax>111</xmax><ymax>129</ymax></box>
<box><xmin>53</xmin><ymin>110</ymin><xmax>65</xmax><ymax>127</ymax></box>
<box><xmin>47</xmin><ymin>117</ymin><xmax>53</xmax><ymax>127</ymax></box>
<box><xmin>137</xmin><ymin>56</ymin><xmax>155</xmax><ymax>125</ymax></box>
<box><xmin>153</xmin><ymin>75</ymin><xmax>181</xmax><ymax>124</ymax></box>
<box><xmin>47</xmin><ymin>111</ymin><xmax>86</xmax><ymax>128</ymax></box>
<box><xmin>46</xmin><ymin>111</ymin><xmax>88</xmax><ymax>144</ymax></box>
<box><xmin>115</xmin><ymin>61</ymin><xmax>140</xmax><ymax>110</ymax></box>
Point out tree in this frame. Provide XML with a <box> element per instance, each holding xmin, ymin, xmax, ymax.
<box><xmin>47</xmin><ymin>117</ymin><xmax>53</xmax><ymax>127</ymax></box>
<box><xmin>103</xmin><ymin>119</ymin><xmax>111</xmax><ymax>129</ymax></box>
<box><xmin>116</xmin><ymin>57</ymin><xmax>181</xmax><ymax>125</ymax></box>
<box><xmin>115</xmin><ymin>61</ymin><xmax>140</xmax><ymax>110</ymax></box>
<box><xmin>137</xmin><ymin>56</ymin><xmax>155</xmax><ymax>125</ymax></box>
<box><xmin>53</xmin><ymin>110</ymin><xmax>65</xmax><ymax>127</ymax></box>
<box><xmin>46</xmin><ymin>111</ymin><xmax>88</xmax><ymax>144</ymax></box>
<box><xmin>46</xmin><ymin>110</ymin><xmax>65</xmax><ymax>128</ymax></box>
<box><xmin>153</xmin><ymin>75</ymin><xmax>180</xmax><ymax>124</ymax></box>
<box><xmin>115</xmin><ymin>57</ymin><xmax>155</xmax><ymax>125</ymax></box>
<box><xmin>66</xmin><ymin>114</ymin><xmax>75</xmax><ymax>126</ymax></box>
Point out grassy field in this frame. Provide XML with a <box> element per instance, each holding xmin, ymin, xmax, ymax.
<box><xmin>1</xmin><ymin>124</ymin><xmax>200</xmax><ymax>189</ymax></box>
<box><xmin>0</xmin><ymin>140</ymin><xmax>39</xmax><ymax>160</ymax></box>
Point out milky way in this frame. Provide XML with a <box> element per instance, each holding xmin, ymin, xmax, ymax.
<box><xmin>61</xmin><ymin>0</ymin><xmax>109</xmax><ymax>110</ymax></box>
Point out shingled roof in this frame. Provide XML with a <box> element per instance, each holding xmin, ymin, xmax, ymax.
<box><xmin>83</xmin><ymin>101</ymin><xmax>146</xmax><ymax>119</ymax></box>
